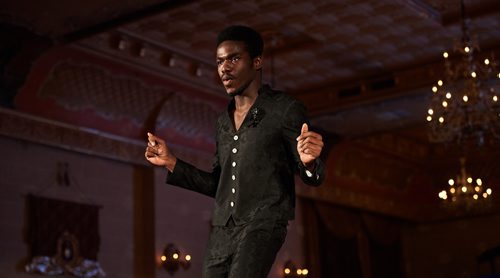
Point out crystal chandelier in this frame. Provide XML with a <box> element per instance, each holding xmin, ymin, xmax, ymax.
<box><xmin>426</xmin><ymin>0</ymin><xmax>499</xmax><ymax>146</ymax></box>
<box><xmin>427</xmin><ymin>0</ymin><xmax>498</xmax><ymax>207</ymax></box>
<box><xmin>438</xmin><ymin>157</ymin><xmax>492</xmax><ymax>207</ymax></box>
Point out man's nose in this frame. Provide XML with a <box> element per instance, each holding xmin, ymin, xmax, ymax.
<box><xmin>221</xmin><ymin>60</ymin><xmax>233</xmax><ymax>71</ymax></box>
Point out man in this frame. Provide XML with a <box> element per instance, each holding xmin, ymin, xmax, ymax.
<box><xmin>145</xmin><ymin>25</ymin><xmax>324</xmax><ymax>278</ymax></box>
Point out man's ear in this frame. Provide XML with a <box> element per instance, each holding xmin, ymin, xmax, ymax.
<box><xmin>253</xmin><ymin>56</ymin><xmax>263</xmax><ymax>70</ymax></box>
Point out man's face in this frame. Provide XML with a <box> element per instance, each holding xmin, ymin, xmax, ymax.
<box><xmin>216</xmin><ymin>40</ymin><xmax>260</xmax><ymax>97</ymax></box>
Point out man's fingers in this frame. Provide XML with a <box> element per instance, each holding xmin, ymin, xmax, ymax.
<box><xmin>297</xmin><ymin>134</ymin><xmax>324</xmax><ymax>149</ymax></box>
<box><xmin>147</xmin><ymin>132</ymin><xmax>167</xmax><ymax>148</ymax></box>
<box><xmin>301</xmin><ymin>123</ymin><xmax>308</xmax><ymax>135</ymax></box>
<box><xmin>299</xmin><ymin>141</ymin><xmax>322</xmax><ymax>153</ymax></box>
<box><xmin>297</xmin><ymin>130</ymin><xmax>323</xmax><ymax>142</ymax></box>
<box><xmin>147</xmin><ymin>132</ymin><xmax>157</xmax><ymax>146</ymax></box>
<box><xmin>299</xmin><ymin>134</ymin><xmax>323</xmax><ymax>145</ymax></box>
<box><xmin>297</xmin><ymin>125</ymin><xmax>323</xmax><ymax>164</ymax></box>
<box><xmin>145</xmin><ymin>150</ymin><xmax>157</xmax><ymax>159</ymax></box>
<box><xmin>297</xmin><ymin>124</ymin><xmax>310</xmax><ymax>141</ymax></box>
<box><xmin>299</xmin><ymin>145</ymin><xmax>322</xmax><ymax>157</ymax></box>
<box><xmin>146</xmin><ymin>132</ymin><xmax>161</xmax><ymax>157</ymax></box>
<box><xmin>303</xmin><ymin>131</ymin><xmax>322</xmax><ymax>140</ymax></box>
<box><xmin>145</xmin><ymin>146</ymin><xmax>158</xmax><ymax>156</ymax></box>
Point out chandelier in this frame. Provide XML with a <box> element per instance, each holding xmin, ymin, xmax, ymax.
<box><xmin>426</xmin><ymin>0</ymin><xmax>499</xmax><ymax>146</ymax></box>
<box><xmin>438</xmin><ymin>157</ymin><xmax>492</xmax><ymax>208</ymax></box>
<box><xmin>427</xmin><ymin>0</ymin><xmax>498</xmax><ymax>207</ymax></box>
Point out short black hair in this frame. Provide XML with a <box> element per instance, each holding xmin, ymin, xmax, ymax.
<box><xmin>216</xmin><ymin>25</ymin><xmax>264</xmax><ymax>59</ymax></box>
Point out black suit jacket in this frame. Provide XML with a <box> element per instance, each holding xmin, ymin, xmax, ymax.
<box><xmin>167</xmin><ymin>85</ymin><xmax>324</xmax><ymax>226</ymax></box>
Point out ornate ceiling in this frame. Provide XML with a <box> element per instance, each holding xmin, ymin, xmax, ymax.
<box><xmin>2</xmin><ymin>0</ymin><xmax>499</xmax><ymax>136</ymax></box>
<box><xmin>1</xmin><ymin>0</ymin><xmax>499</xmax><ymax>218</ymax></box>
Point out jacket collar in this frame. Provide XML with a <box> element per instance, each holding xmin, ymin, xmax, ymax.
<box><xmin>223</xmin><ymin>85</ymin><xmax>271</xmax><ymax>132</ymax></box>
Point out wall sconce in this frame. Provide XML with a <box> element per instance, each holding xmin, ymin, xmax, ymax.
<box><xmin>283</xmin><ymin>260</ymin><xmax>308</xmax><ymax>277</ymax></box>
<box><xmin>160</xmin><ymin>243</ymin><xmax>191</xmax><ymax>275</ymax></box>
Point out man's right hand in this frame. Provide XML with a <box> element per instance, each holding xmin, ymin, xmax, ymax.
<box><xmin>144</xmin><ymin>132</ymin><xmax>177</xmax><ymax>172</ymax></box>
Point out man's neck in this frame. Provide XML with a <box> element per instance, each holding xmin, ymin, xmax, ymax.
<box><xmin>233</xmin><ymin>82</ymin><xmax>260</xmax><ymax>112</ymax></box>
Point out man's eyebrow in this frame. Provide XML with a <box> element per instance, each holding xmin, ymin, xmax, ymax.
<box><xmin>217</xmin><ymin>52</ymin><xmax>241</xmax><ymax>60</ymax></box>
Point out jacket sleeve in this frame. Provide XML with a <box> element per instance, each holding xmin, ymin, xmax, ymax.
<box><xmin>165</xmin><ymin>149</ymin><xmax>220</xmax><ymax>198</ymax></box>
<box><xmin>281</xmin><ymin>99</ymin><xmax>324</xmax><ymax>186</ymax></box>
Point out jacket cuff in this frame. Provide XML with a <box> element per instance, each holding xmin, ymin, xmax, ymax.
<box><xmin>166</xmin><ymin>158</ymin><xmax>187</xmax><ymax>185</ymax></box>
<box><xmin>299</xmin><ymin>159</ymin><xmax>324</xmax><ymax>186</ymax></box>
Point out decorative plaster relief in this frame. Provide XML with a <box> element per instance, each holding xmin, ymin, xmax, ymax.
<box><xmin>38</xmin><ymin>61</ymin><xmax>166</xmax><ymax>126</ymax></box>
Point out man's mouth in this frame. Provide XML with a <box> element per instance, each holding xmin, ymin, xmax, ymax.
<box><xmin>223</xmin><ymin>79</ymin><xmax>234</xmax><ymax>86</ymax></box>
<box><xmin>222</xmin><ymin>75</ymin><xmax>235</xmax><ymax>86</ymax></box>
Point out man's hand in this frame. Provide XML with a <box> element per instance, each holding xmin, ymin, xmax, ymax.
<box><xmin>144</xmin><ymin>132</ymin><xmax>177</xmax><ymax>171</ymax></box>
<box><xmin>296</xmin><ymin>123</ymin><xmax>323</xmax><ymax>169</ymax></box>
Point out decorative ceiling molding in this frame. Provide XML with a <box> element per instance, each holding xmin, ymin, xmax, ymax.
<box><xmin>311</xmin><ymin>93</ymin><xmax>429</xmax><ymax>137</ymax></box>
<box><xmin>14</xmin><ymin>44</ymin><xmax>226</xmax><ymax>145</ymax></box>
<box><xmin>399</xmin><ymin>0</ymin><xmax>442</xmax><ymax>22</ymax></box>
<box><xmin>0</xmin><ymin>108</ymin><xmax>146</xmax><ymax>164</ymax></box>
<box><xmin>0</xmin><ymin>108</ymin><xmax>213</xmax><ymax>165</ymax></box>
<box><xmin>77</xmin><ymin>30</ymin><xmax>222</xmax><ymax>96</ymax></box>
<box><xmin>156</xmin><ymin>93</ymin><xmax>220</xmax><ymax>145</ymax></box>
<box><xmin>38</xmin><ymin>60</ymin><xmax>167</xmax><ymax>125</ymax></box>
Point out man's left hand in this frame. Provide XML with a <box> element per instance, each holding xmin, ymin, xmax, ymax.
<box><xmin>296</xmin><ymin>123</ymin><xmax>324</xmax><ymax>169</ymax></box>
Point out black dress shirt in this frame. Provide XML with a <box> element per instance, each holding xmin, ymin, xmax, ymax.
<box><xmin>167</xmin><ymin>85</ymin><xmax>324</xmax><ymax>226</ymax></box>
